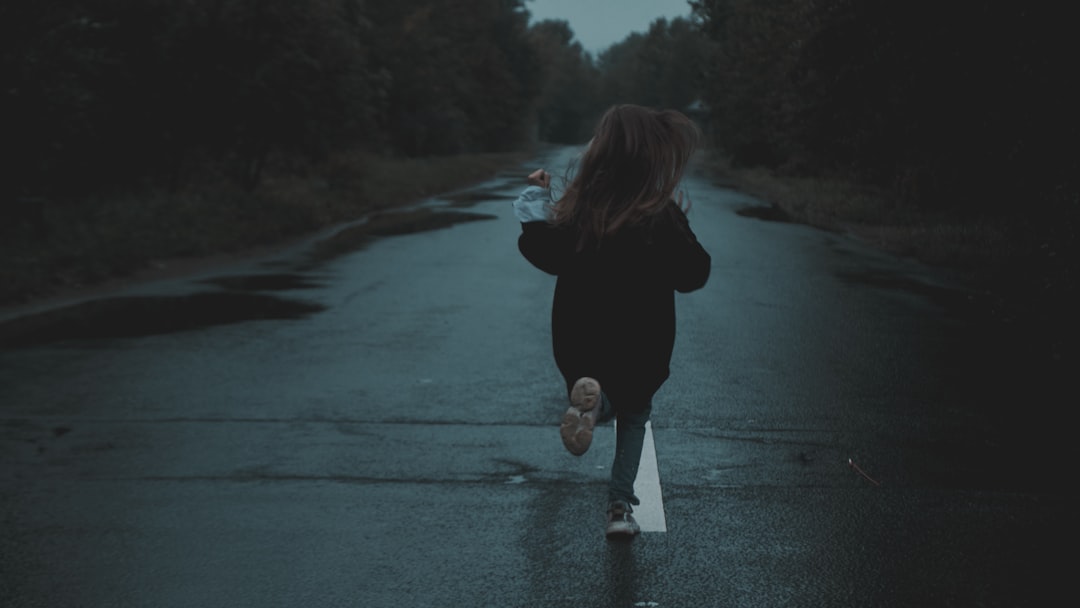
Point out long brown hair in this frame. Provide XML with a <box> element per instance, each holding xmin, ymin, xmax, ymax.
<box><xmin>553</xmin><ymin>104</ymin><xmax>699</xmax><ymax>248</ymax></box>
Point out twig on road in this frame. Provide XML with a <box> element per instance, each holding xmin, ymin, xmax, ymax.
<box><xmin>848</xmin><ymin>458</ymin><xmax>881</xmax><ymax>486</ymax></box>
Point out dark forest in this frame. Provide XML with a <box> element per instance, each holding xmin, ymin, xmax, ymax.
<box><xmin>2</xmin><ymin>0</ymin><xmax>1076</xmax><ymax>305</ymax></box>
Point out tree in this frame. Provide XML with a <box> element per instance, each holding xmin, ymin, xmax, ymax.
<box><xmin>527</xmin><ymin>19</ymin><xmax>599</xmax><ymax>143</ymax></box>
<box><xmin>690</xmin><ymin>0</ymin><xmax>816</xmax><ymax>168</ymax></box>
<box><xmin>597</xmin><ymin>17</ymin><xmax>708</xmax><ymax>113</ymax></box>
<box><xmin>0</xmin><ymin>0</ymin><xmax>386</xmax><ymax>196</ymax></box>
<box><xmin>368</xmin><ymin>0</ymin><xmax>538</xmax><ymax>156</ymax></box>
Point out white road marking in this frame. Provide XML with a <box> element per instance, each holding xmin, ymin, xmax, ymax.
<box><xmin>629</xmin><ymin>420</ymin><xmax>667</xmax><ymax>532</ymax></box>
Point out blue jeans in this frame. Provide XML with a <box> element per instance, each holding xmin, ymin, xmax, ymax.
<box><xmin>597</xmin><ymin>392</ymin><xmax>652</xmax><ymax>506</ymax></box>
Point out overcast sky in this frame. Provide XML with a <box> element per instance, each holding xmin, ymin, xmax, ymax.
<box><xmin>525</xmin><ymin>0</ymin><xmax>694</xmax><ymax>55</ymax></box>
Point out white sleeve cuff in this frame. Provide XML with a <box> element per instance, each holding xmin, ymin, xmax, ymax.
<box><xmin>513</xmin><ymin>186</ymin><xmax>553</xmax><ymax>222</ymax></box>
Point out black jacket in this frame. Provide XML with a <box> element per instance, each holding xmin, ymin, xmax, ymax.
<box><xmin>518</xmin><ymin>203</ymin><xmax>711</xmax><ymax>412</ymax></box>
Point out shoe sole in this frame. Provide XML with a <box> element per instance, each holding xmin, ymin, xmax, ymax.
<box><xmin>605</xmin><ymin>523</ymin><xmax>641</xmax><ymax>539</ymax></box>
<box><xmin>560</xmin><ymin>377</ymin><xmax>601</xmax><ymax>456</ymax></box>
<box><xmin>605</xmin><ymin>515</ymin><xmax>641</xmax><ymax>539</ymax></box>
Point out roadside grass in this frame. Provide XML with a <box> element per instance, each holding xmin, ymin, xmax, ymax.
<box><xmin>703</xmin><ymin>155</ymin><xmax>1030</xmax><ymax>279</ymax></box>
<box><xmin>702</xmin><ymin>152</ymin><xmax>1077</xmax><ymax>366</ymax></box>
<box><xmin>1</xmin><ymin>149</ymin><xmax>528</xmax><ymax>306</ymax></box>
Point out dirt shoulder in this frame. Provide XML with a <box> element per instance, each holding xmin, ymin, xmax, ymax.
<box><xmin>0</xmin><ymin>149</ymin><xmax>534</xmax><ymax>318</ymax></box>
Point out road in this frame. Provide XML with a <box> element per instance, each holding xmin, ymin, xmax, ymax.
<box><xmin>0</xmin><ymin>145</ymin><xmax>1067</xmax><ymax>607</ymax></box>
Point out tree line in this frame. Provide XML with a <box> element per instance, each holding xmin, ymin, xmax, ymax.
<box><xmin>0</xmin><ymin>1</ymin><xmax>710</xmax><ymax>197</ymax></box>
<box><xmin>0</xmin><ymin>0</ymin><xmax>709</xmax><ymax>305</ymax></box>
<box><xmin>3</xmin><ymin>0</ymin><xmax>1075</xmax><ymax>226</ymax></box>
<box><xmin>1</xmin><ymin>0</ymin><xmax>545</xmax><ymax>201</ymax></box>
<box><xmin>689</xmin><ymin>0</ymin><xmax>1079</xmax><ymax>219</ymax></box>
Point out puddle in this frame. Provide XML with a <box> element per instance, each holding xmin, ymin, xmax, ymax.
<box><xmin>362</xmin><ymin>208</ymin><xmax>497</xmax><ymax>236</ymax></box>
<box><xmin>198</xmin><ymin>273</ymin><xmax>323</xmax><ymax>291</ymax></box>
<box><xmin>306</xmin><ymin>208</ymin><xmax>496</xmax><ymax>263</ymax></box>
<box><xmin>735</xmin><ymin>204</ymin><xmax>792</xmax><ymax>223</ymax></box>
<box><xmin>0</xmin><ymin>292</ymin><xmax>326</xmax><ymax>348</ymax></box>
<box><xmin>442</xmin><ymin>188</ymin><xmax>509</xmax><ymax>207</ymax></box>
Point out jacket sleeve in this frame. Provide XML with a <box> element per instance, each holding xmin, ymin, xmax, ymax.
<box><xmin>660</xmin><ymin>204</ymin><xmax>711</xmax><ymax>293</ymax></box>
<box><xmin>518</xmin><ymin>221</ymin><xmax>576</xmax><ymax>276</ymax></box>
<box><xmin>512</xmin><ymin>186</ymin><xmax>552</xmax><ymax>222</ymax></box>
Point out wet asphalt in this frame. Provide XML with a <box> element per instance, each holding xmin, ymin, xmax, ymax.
<box><xmin>0</xmin><ymin>146</ymin><xmax>1068</xmax><ymax>607</ymax></box>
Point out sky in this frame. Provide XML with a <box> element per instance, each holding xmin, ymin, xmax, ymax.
<box><xmin>525</xmin><ymin>0</ymin><xmax>694</xmax><ymax>55</ymax></box>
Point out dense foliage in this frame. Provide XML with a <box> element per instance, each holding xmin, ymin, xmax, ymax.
<box><xmin>4</xmin><ymin>0</ymin><xmax>1075</xmax><ymax>237</ymax></box>
<box><xmin>690</xmin><ymin>0</ymin><xmax>1080</xmax><ymax>217</ymax></box>
<box><xmin>0</xmin><ymin>0</ymin><xmax>541</xmax><ymax>204</ymax></box>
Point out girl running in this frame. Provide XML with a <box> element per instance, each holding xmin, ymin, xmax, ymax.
<box><xmin>513</xmin><ymin>104</ymin><xmax>711</xmax><ymax>538</ymax></box>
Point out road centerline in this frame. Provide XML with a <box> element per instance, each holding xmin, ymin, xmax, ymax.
<box><xmin>627</xmin><ymin>420</ymin><xmax>666</xmax><ymax>532</ymax></box>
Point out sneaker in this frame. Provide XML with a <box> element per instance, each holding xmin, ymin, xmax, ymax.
<box><xmin>605</xmin><ymin>501</ymin><xmax>641</xmax><ymax>538</ymax></box>
<box><xmin>560</xmin><ymin>377</ymin><xmax>602</xmax><ymax>456</ymax></box>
